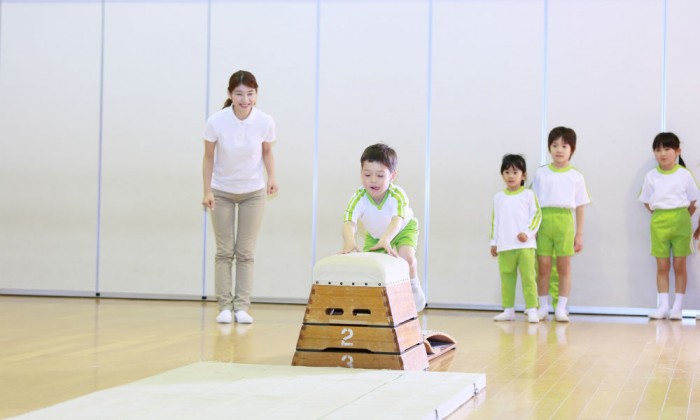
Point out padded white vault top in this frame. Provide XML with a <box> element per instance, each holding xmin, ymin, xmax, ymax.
<box><xmin>16</xmin><ymin>362</ymin><xmax>486</xmax><ymax>420</ymax></box>
<box><xmin>313</xmin><ymin>252</ymin><xmax>410</xmax><ymax>287</ymax></box>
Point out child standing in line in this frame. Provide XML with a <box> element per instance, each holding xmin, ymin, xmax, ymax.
<box><xmin>532</xmin><ymin>127</ymin><xmax>591</xmax><ymax>322</ymax></box>
<box><xmin>639</xmin><ymin>132</ymin><xmax>699</xmax><ymax>320</ymax></box>
<box><xmin>341</xmin><ymin>144</ymin><xmax>426</xmax><ymax>312</ymax></box>
<box><xmin>490</xmin><ymin>154</ymin><xmax>542</xmax><ymax>323</ymax></box>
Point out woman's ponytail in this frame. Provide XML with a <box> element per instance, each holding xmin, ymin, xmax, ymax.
<box><xmin>222</xmin><ymin>98</ymin><xmax>233</xmax><ymax>109</ymax></box>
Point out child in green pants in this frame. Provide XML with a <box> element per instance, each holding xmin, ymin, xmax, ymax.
<box><xmin>490</xmin><ymin>154</ymin><xmax>542</xmax><ymax>323</ymax></box>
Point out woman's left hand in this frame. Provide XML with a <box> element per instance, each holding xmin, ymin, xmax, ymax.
<box><xmin>267</xmin><ymin>176</ymin><xmax>278</xmax><ymax>195</ymax></box>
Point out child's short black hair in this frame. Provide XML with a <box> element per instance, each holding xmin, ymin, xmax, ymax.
<box><xmin>501</xmin><ymin>154</ymin><xmax>527</xmax><ymax>185</ymax></box>
<box><xmin>548</xmin><ymin>126</ymin><xmax>577</xmax><ymax>156</ymax></box>
<box><xmin>361</xmin><ymin>143</ymin><xmax>398</xmax><ymax>172</ymax></box>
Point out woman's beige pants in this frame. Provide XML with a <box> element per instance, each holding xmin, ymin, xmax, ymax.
<box><xmin>211</xmin><ymin>188</ymin><xmax>266</xmax><ymax>312</ymax></box>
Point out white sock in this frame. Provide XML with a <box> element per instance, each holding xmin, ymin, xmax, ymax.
<box><xmin>503</xmin><ymin>308</ymin><xmax>515</xmax><ymax>317</ymax></box>
<box><xmin>671</xmin><ymin>293</ymin><xmax>684</xmax><ymax>311</ymax></box>
<box><xmin>410</xmin><ymin>277</ymin><xmax>426</xmax><ymax>311</ymax></box>
<box><xmin>557</xmin><ymin>296</ymin><xmax>569</xmax><ymax>313</ymax></box>
<box><xmin>538</xmin><ymin>296</ymin><xmax>549</xmax><ymax>311</ymax></box>
<box><xmin>658</xmin><ymin>293</ymin><xmax>670</xmax><ymax>311</ymax></box>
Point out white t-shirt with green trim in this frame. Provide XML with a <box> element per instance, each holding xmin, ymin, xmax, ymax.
<box><xmin>344</xmin><ymin>184</ymin><xmax>413</xmax><ymax>239</ymax></box>
<box><xmin>532</xmin><ymin>164</ymin><xmax>591</xmax><ymax>209</ymax></box>
<box><xmin>490</xmin><ymin>187</ymin><xmax>542</xmax><ymax>252</ymax></box>
<box><xmin>639</xmin><ymin>164</ymin><xmax>700</xmax><ymax>210</ymax></box>
<box><xmin>203</xmin><ymin>106</ymin><xmax>275</xmax><ymax>194</ymax></box>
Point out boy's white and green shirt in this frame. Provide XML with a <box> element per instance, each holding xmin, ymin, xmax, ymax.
<box><xmin>490</xmin><ymin>186</ymin><xmax>542</xmax><ymax>252</ymax></box>
<box><xmin>532</xmin><ymin>164</ymin><xmax>591</xmax><ymax>209</ymax></box>
<box><xmin>344</xmin><ymin>184</ymin><xmax>414</xmax><ymax>239</ymax></box>
<box><xmin>639</xmin><ymin>164</ymin><xmax>700</xmax><ymax>210</ymax></box>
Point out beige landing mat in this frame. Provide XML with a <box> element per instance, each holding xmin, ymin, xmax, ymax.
<box><xmin>15</xmin><ymin>362</ymin><xmax>485</xmax><ymax>420</ymax></box>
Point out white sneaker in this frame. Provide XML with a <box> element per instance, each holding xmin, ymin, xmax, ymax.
<box><xmin>216</xmin><ymin>309</ymin><xmax>232</xmax><ymax>324</ymax></box>
<box><xmin>555</xmin><ymin>310</ymin><xmax>569</xmax><ymax>322</ymax></box>
<box><xmin>669</xmin><ymin>309</ymin><xmax>682</xmax><ymax>320</ymax></box>
<box><xmin>649</xmin><ymin>308</ymin><xmax>669</xmax><ymax>320</ymax></box>
<box><xmin>527</xmin><ymin>310</ymin><xmax>539</xmax><ymax>324</ymax></box>
<box><xmin>493</xmin><ymin>311</ymin><xmax>515</xmax><ymax>321</ymax></box>
<box><xmin>235</xmin><ymin>310</ymin><xmax>254</xmax><ymax>324</ymax></box>
<box><xmin>537</xmin><ymin>307</ymin><xmax>549</xmax><ymax>321</ymax></box>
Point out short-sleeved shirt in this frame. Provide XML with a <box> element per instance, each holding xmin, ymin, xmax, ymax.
<box><xmin>344</xmin><ymin>184</ymin><xmax>414</xmax><ymax>239</ymax></box>
<box><xmin>532</xmin><ymin>164</ymin><xmax>591</xmax><ymax>209</ymax></box>
<box><xmin>490</xmin><ymin>187</ymin><xmax>542</xmax><ymax>252</ymax></box>
<box><xmin>638</xmin><ymin>164</ymin><xmax>700</xmax><ymax>210</ymax></box>
<box><xmin>203</xmin><ymin>106</ymin><xmax>275</xmax><ymax>194</ymax></box>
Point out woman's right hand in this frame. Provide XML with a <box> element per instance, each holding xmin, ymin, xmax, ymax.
<box><xmin>202</xmin><ymin>192</ymin><xmax>215</xmax><ymax>210</ymax></box>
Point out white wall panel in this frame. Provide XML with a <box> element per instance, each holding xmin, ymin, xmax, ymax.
<box><xmin>315</xmin><ymin>0</ymin><xmax>429</xmax><ymax>272</ymax></box>
<box><xmin>0</xmin><ymin>2</ymin><xmax>101</xmax><ymax>293</ymax></box>
<box><xmin>428</xmin><ymin>0</ymin><xmax>544</xmax><ymax>307</ymax></box>
<box><xmin>666</xmin><ymin>0</ymin><xmax>700</xmax><ymax>310</ymax></box>
<box><xmin>207</xmin><ymin>1</ymin><xmax>317</xmax><ymax>301</ymax></box>
<box><xmin>99</xmin><ymin>2</ymin><xmax>207</xmax><ymax>295</ymax></box>
<box><xmin>2</xmin><ymin>0</ymin><xmax>698</xmax><ymax>315</ymax></box>
<box><xmin>547</xmin><ymin>0</ymin><xmax>663</xmax><ymax>310</ymax></box>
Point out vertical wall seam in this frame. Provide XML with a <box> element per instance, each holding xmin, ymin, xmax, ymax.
<box><xmin>95</xmin><ymin>0</ymin><xmax>106</xmax><ymax>296</ymax></box>
<box><xmin>422</xmin><ymin>0</ymin><xmax>434</xmax><ymax>298</ymax></box>
<box><xmin>0</xmin><ymin>0</ymin><xmax>3</xmax><ymax>77</ymax></box>
<box><xmin>311</xmin><ymin>0</ymin><xmax>321</xmax><ymax>268</ymax></box>
<box><xmin>540</xmin><ymin>0</ymin><xmax>549</xmax><ymax>166</ymax></box>
<box><xmin>201</xmin><ymin>0</ymin><xmax>211</xmax><ymax>299</ymax></box>
<box><xmin>660</xmin><ymin>0</ymin><xmax>667</xmax><ymax>131</ymax></box>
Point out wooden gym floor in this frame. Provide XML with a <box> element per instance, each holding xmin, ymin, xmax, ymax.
<box><xmin>2</xmin><ymin>296</ymin><xmax>700</xmax><ymax>419</ymax></box>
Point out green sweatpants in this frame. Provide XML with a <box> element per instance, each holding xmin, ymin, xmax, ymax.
<box><xmin>498</xmin><ymin>248</ymin><xmax>538</xmax><ymax>309</ymax></box>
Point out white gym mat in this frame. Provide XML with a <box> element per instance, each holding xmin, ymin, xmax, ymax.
<box><xmin>14</xmin><ymin>362</ymin><xmax>485</xmax><ymax>420</ymax></box>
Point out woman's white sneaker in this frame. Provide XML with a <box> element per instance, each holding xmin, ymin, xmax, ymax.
<box><xmin>216</xmin><ymin>309</ymin><xmax>232</xmax><ymax>324</ymax></box>
<box><xmin>235</xmin><ymin>310</ymin><xmax>254</xmax><ymax>324</ymax></box>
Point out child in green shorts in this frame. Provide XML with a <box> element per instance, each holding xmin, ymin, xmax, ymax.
<box><xmin>532</xmin><ymin>127</ymin><xmax>591</xmax><ymax>322</ymax></box>
<box><xmin>341</xmin><ymin>144</ymin><xmax>426</xmax><ymax>312</ymax></box>
<box><xmin>639</xmin><ymin>132</ymin><xmax>699</xmax><ymax>319</ymax></box>
<box><xmin>490</xmin><ymin>154</ymin><xmax>542</xmax><ymax>323</ymax></box>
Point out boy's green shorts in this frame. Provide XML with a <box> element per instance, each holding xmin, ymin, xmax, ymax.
<box><xmin>536</xmin><ymin>207</ymin><xmax>575</xmax><ymax>257</ymax></box>
<box><xmin>364</xmin><ymin>218</ymin><xmax>419</xmax><ymax>252</ymax></box>
<box><xmin>650</xmin><ymin>208</ymin><xmax>693</xmax><ymax>258</ymax></box>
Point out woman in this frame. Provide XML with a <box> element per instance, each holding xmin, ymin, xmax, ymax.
<box><xmin>202</xmin><ymin>70</ymin><xmax>277</xmax><ymax>324</ymax></box>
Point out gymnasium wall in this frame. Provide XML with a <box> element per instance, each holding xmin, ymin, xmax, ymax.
<box><xmin>1</xmin><ymin>0</ymin><xmax>699</xmax><ymax>315</ymax></box>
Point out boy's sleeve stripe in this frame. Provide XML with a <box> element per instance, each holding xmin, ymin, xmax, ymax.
<box><xmin>529</xmin><ymin>193</ymin><xmax>542</xmax><ymax>231</ymax></box>
<box><xmin>389</xmin><ymin>186</ymin><xmax>408</xmax><ymax>218</ymax></box>
<box><xmin>343</xmin><ymin>189</ymin><xmax>364</xmax><ymax>222</ymax></box>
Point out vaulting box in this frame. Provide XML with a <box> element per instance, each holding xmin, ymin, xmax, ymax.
<box><xmin>292</xmin><ymin>253</ymin><xmax>428</xmax><ymax>371</ymax></box>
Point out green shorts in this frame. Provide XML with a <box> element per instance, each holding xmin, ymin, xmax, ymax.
<box><xmin>364</xmin><ymin>218</ymin><xmax>419</xmax><ymax>252</ymax></box>
<box><xmin>650</xmin><ymin>208</ymin><xmax>693</xmax><ymax>258</ymax></box>
<box><xmin>536</xmin><ymin>207</ymin><xmax>575</xmax><ymax>257</ymax></box>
